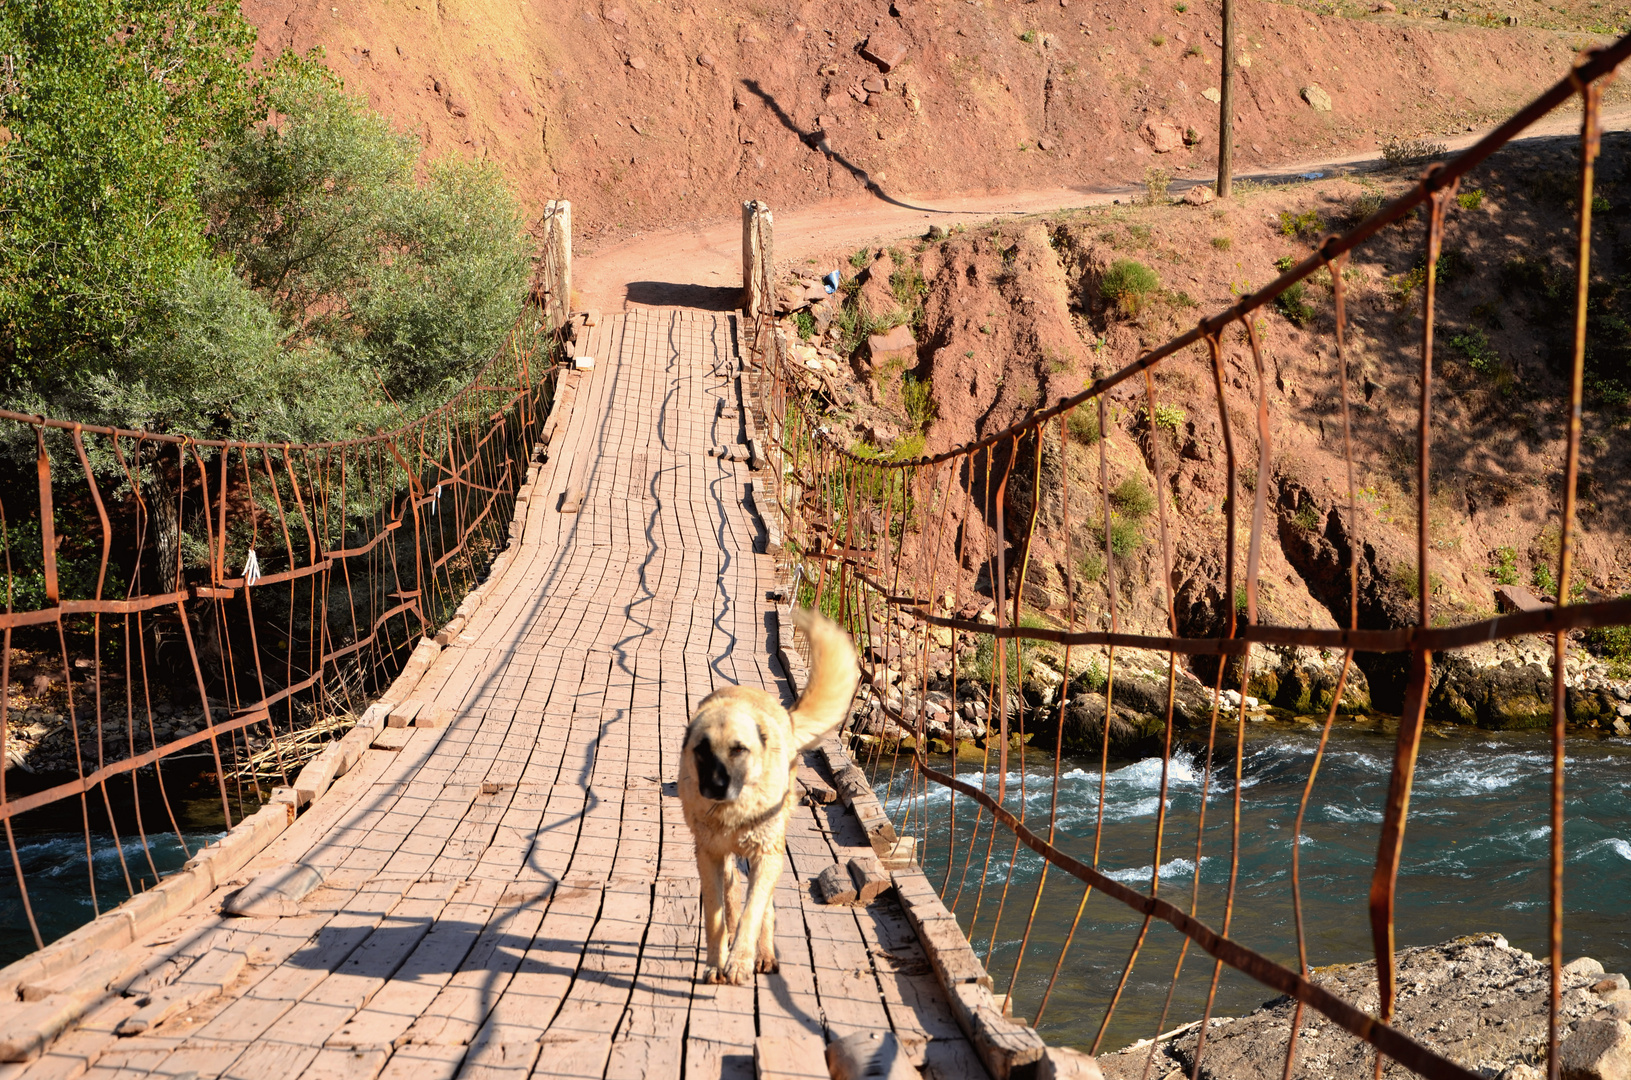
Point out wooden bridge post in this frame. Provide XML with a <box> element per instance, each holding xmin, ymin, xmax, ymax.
<box><xmin>742</xmin><ymin>199</ymin><xmax>774</xmax><ymax>320</ymax></box>
<box><xmin>541</xmin><ymin>199</ymin><xmax>572</xmax><ymax>331</ymax></box>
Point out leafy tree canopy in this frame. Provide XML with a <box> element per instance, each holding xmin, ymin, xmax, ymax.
<box><xmin>0</xmin><ymin>6</ymin><xmax>532</xmax><ymax>446</ymax></box>
<box><xmin>0</xmin><ymin>0</ymin><xmax>257</xmax><ymax>383</ymax></box>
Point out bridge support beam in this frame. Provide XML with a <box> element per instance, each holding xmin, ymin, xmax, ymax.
<box><xmin>742</xmin><ymin>199</ymin><xmax>774</xmax><ymax>320</ymax></box>
<box><xmin>540</xmin><ymin>199</ymin><xmax>572</xmax><ymax>331</ymax></box>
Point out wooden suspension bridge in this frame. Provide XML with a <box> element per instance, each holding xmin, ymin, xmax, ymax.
<box><xmin>0</xmin><ymin>307</ymin><xmax>1080</xmax><ymax>1080</ymax></box>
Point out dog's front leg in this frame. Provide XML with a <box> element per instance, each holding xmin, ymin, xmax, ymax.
<box><xmin>722</xmin><ymin>846</ymin><xmax>783</xmax><ymax>984</ymax></box>
<box><xmin>698</xmin><ymin>846</ymin><xmax>731</xmax><ymax>983</ymax></box>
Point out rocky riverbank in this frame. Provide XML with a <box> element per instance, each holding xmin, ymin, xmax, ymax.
<box><xmin>846</xmin><ymin>597</ymin><xmax>1631</xmax><ymax>761</ymax></box>
<box><xmin>1095</xmin><ymin>935</ymin><xmax>1631</xmax><ymax>1080</ymax></box>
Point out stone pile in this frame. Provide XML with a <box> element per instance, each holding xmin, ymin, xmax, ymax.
<box><xmin>1099</xmin><ymin>935</ymin><xmax>1631</xmax><ymax>1079</ymax></box>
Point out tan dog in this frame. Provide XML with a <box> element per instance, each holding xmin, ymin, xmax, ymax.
<box><xmin>678</xmin><ymin>607</ymin><xmax>859</xmax><ymax>985</ymax></box>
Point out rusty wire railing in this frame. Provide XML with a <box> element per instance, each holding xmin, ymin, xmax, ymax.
<box><xmin>0</xmin><ymin>238</ymin><xmax>566</xmax><ymax>954</ymax></box>
<box><xmin>749</xmin><ymin>38</ymin><xmax>1631</xmax><ymax>1080</ymax></box>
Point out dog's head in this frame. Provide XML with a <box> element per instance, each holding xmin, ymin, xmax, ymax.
<box><xmin>682</xmin><ymin>690</ymin><xmax>777</xmax><ymax>804</ymax></box>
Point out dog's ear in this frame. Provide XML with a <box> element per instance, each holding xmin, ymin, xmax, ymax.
<box><xmin>786</xmin><ymin>608</ymin><xmax>860</xmax><ymax>750</ymax></box>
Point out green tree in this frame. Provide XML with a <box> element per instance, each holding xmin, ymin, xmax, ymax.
<box><xmin>63</xmin><ymin>58</ymin><xmax>530</xmax><ymax>444</ymax></box>
<box><xmin>0</xmin><ymin>0</ymin><xmax>257</xmax><ymax>385</ymax></box>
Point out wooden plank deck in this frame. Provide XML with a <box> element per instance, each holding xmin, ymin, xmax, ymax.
<box><xmin>18</xmin><ymin>310</ymin><xmax>983</xmax><ymax>1080</ymax></box>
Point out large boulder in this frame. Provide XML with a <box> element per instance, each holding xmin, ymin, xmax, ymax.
<box><xmin>1561</xmin><ymin>1019</ymin><xmax>1631</xmax><ymax>1080</ymax></box>
<box><xmin>1139</xmin><ymin>118</ymin><xmax>1185</xmax><ymax>153</ymax></box>
<box><xmin>866</xmin><ymin>324</ymin><xmax>916</xmax><ymax>371</ymax></box>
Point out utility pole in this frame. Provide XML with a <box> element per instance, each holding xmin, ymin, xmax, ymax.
<box><xmin>1216</xmin><ymin>0</ymin><xmax>1235</xmax><ymax>199</ymax></box>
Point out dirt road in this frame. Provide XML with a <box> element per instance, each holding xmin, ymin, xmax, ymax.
<box><xmin>573</xmin><ymin>101</ymin><xmax>1631</xmax><ymax>313</ymax></box>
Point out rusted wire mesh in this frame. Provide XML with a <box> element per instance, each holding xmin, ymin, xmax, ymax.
<box><xmin>0</xmin><ymin>240</ymin><xmax>565</xmax><ymax>953</ymax></box>
<box><xmin>749</xmin><ymin>39</ymin><xmax>1631</xmax><ymax>1080</ymax></box>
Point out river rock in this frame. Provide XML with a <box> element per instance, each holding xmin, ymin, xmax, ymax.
<box><xmin>1560</xmin><ymin>1019</ymin><xmax>1631</xmax><ymax>1080</ymax></box>
<box><xmin>1100</xmin><ymin>936</ymin><xmax>1622</xmax><ymax>1079</ymax></box>
<box><xmin>1428</xmin><ymin>653</ymin><xmax>1554</xmax><ymax>729</ymax></box>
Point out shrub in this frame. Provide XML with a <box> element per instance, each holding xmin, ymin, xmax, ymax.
<box><xmin>1488</xmin><ymin>546</ymin><xmax>1519</xmax><ymax>586</ymax></box>
<box><xmin>1278</xmin><ymin>209</ymin><xmax>1323</xmax><ymax>238</ymax></box>
<box><xmin>1111</xmin><ymin>476</ymin><xmax>1156</xmax><ymax>518</ymax></box>
<box><xmin>1075</xmin><ymin>549</ymin><xmax>1107</xmax><ymax>582</ymax></box>
<box><xmin>1148</xmin><ymin>403</ymin><xmax>1186</xmax><ymax>432</ymax></box>
<box><xmin>1066</xmin><ymin>408</ymin><xmax>1101</xmax><ymax>445</ymax></box>
<box><xmin>1449</xmin><ymin>328</ymin><xmax>1500</xmax><ymax>374</ymax></box>
<box><xmin>1457</xmin><ymin>189</ymin><xmax>1485</xmax><ymax>211</ymax></box>
<box><xmin>1587</xmin><ymin>619</ymin><xmax>1631</xmax><ymax>678</ymax></box>
<box><xmin>70</xmin><ymin>57</ymin><xmax>530</xmax><ymax>443</ymax></box>
<box><xmin>1275</xmin><ymin>282</ymin><xmax>1315</xmax><ymax>326</ymax></box>
<box><xmin>1212</xmin><ymin>236</ymin><xmax>1233</xmax><ymax>251</ymax></box>
<box><xmin>1106</xmin><ymin>514</ymin><xmax>1144</xmax><ymax>557</ymax></box>
<box><xmin>849</xmin><ymin>248</ymin><xmax>873</xmax><ymax>270</ymax></box>
<box><xmin>1292</xmin><ymin>502</ymin><xmax>1321</xmax><ymax>532</ymax></box>
<box><xmin>902</xmin><ymin>374</ymin><xmax>935</xmax><ymax>429</ymax></box>
<box><xmin>1393</xmin><ymin>563</ymin><xmax>1421</xmax><ymax>600</ymax></box>
<box><xmin>1100</xmin><ymin>259</ymin><xmax>1161</xmax><ymax>317</ymax></box>
<box><xmin>1150</xmin><ymin>33</ymin><xmax>1167</xmax><ymax>45</ymax></box>
<box><xmin>1274</xmin><ymin>255</ymin><xmax>1297</xmax><ymax>272</ymax></box>
<box><xmin>1533</xmin><ymin>563</ymin><xmax>1557</xmax><ymax>596</ymax></box>
<box><xmin>1388</xmin><ymin>266</ymin><xmax>1427</xmax><ymax>307</ymax></box>
<box><xmin>1347</xmin><ymin>191</ymin><xmax>1386</xmax><ymax>224</ymax></box>
<box><xmin>1019</xmin><ymin>28</ymin><xmax>1037</xmax><ymax>41</ymax></box>
<box><xmin>1382</xmin><ymin>137</ymin><xmax>1447</xmax><ymax>169</ymax></box>
<box><xmin>795</xmin><ymin>310</ymin><xmax>816</xmax><ymax>340</ymax></box>
<box><xmin>1144</xmin><ymin>167</ymin><xmax>1172</xmax><ymax>204</ymax></box>
<box><xmin>890</xmin><ymin>261</ymin><xmax>929</xmax><ymax>313</ymax></box>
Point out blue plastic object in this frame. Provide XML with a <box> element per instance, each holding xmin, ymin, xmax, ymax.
<box><xmin>823</xmin><ymin>270</ymin><xmax>841</xmax><ymax>294</ymax></box>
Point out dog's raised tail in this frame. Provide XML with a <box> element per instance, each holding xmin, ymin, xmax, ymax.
<box><xmin>787</xmin><ymin>607</ymin><xmax>860</xmax><ymax>750</ymax></box>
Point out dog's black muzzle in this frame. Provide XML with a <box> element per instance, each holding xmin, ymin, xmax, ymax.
<box><xmin>693</xmin><ymin>739</ymin><xmax>738</xmax><ymax>801</ymax></box>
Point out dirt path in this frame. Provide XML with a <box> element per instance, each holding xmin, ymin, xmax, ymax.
<box><xmin>574</xmin><ymin>102</ymin><xmax>1631</xmax><ymax>313</ymax></box>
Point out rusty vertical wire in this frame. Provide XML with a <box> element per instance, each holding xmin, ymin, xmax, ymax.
<box><xmin>111</xmin><ymin>435</ymin><xmax>160</xmax><ymax>886</ymax></box>
<box><xmin>1187</xmin><ymin>331</ymin><xmax>1245</xmax><ymax>1072</ymax></box>
<box><xmin>874</xmin><ymin>460</ymin><xmax>913</xmax><ymax>784</ymax></box>
<box><xmin>988</xmin><ymin>432</ymin><xmax>1046</xmax><ymax>982</ymax></box>
<box><xmin>1369</xmin><ymin>181</ymin><xmax>1455</xmax><ymax>1077</ymax></box>
<box><xmin>893</xmin><ymin>463</ymin><xmax>947</xmax><ymax>824</ymax></box>
<box><xmin>1136</xmin><ymin>364</ymin><xmax>1187</xmax><ymax>1080</ymax></box>
<box><xmin>943</xmin><ymin>450</ymin><xmax>980</xmax><ymax>896</ymax></box>
<box><xmin>1194</xmin><ymin>317</ymin><xmax>1273</xmax><ymax>1076</ymax></box>
<box><xmin>72</xmin><ymin>428</ymin><xmax>135</xmax><ymax>898</ymax></box>
<box><xmin>239</xmin><ymin>449</ymin><xmax>288</xmax><ymax>788</ymax></box>
<box><xmin>0</xmin><ymin>498</ymin><xmax>43</xmax><ymax>949</ymax></box>
<box><xmin>967</xmin><ymin>442</ymin><xmax>1017</xmax><ymax>942</ymax></box>
<box><xmin>1011</xmin><ymin>418</ymin><xmax>1076</xmax><ymax>1003</ymax></box>
<box><xmin>1038</xmin><ymin>392</ymin><xmax>1123</xmax><ymax>1029</ymax></box>
<box><xmin>1143</xmin><ymin>339</ymin><xmax>1236</xmax><ymax>1067</ymax></box>
<box><xmin>1031</xmin><ymin>410</ymin><xmax>1087</xmax><ymax>1030</ymax></box>
<box><xmin>118</xmin><ymin>438</ymin><xmax>191</xmax><ymax>861</ymax></box>
<box><xmin>38</xmin><ymin>427</ymin><xmax>100</xmax><ymax>915</ymax></box>
<box><xmin>260</xmin><ymin>449</ymin><xmax>298</xmax><ymax>737</ymax></box>
<box><xmin>953</xmin><ymin>446</ymin><xmax>998</xmax><ymax>916</ymax></box>
<box><xmin>206</xmin><ymin>444</ymin><xmax>256</xmax><ymax>807</ymax></box>
<box><xmin>179</xmin><ymin>442</ymin><xmax>234</xmax><ymax>826</ymax></box>
<box><xmin>1093</xmin><ymin>369</ymin><xmax>1192</xmax><ymax>1056</ymax></box>
<box><xmin>1548</xmin><ymin>68</ymin><xmax>1604</xmax><ymax>1080</ymax></box>
<box><xmin>1088</xmin><ymin>385</ymin><xmax>1143</xmax><ymax>1055</ymax></box>
<box><xmin>1282</xmin><ymin>250</ymin><xmax>1363</xmax><ymax>1080</ymax></box>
